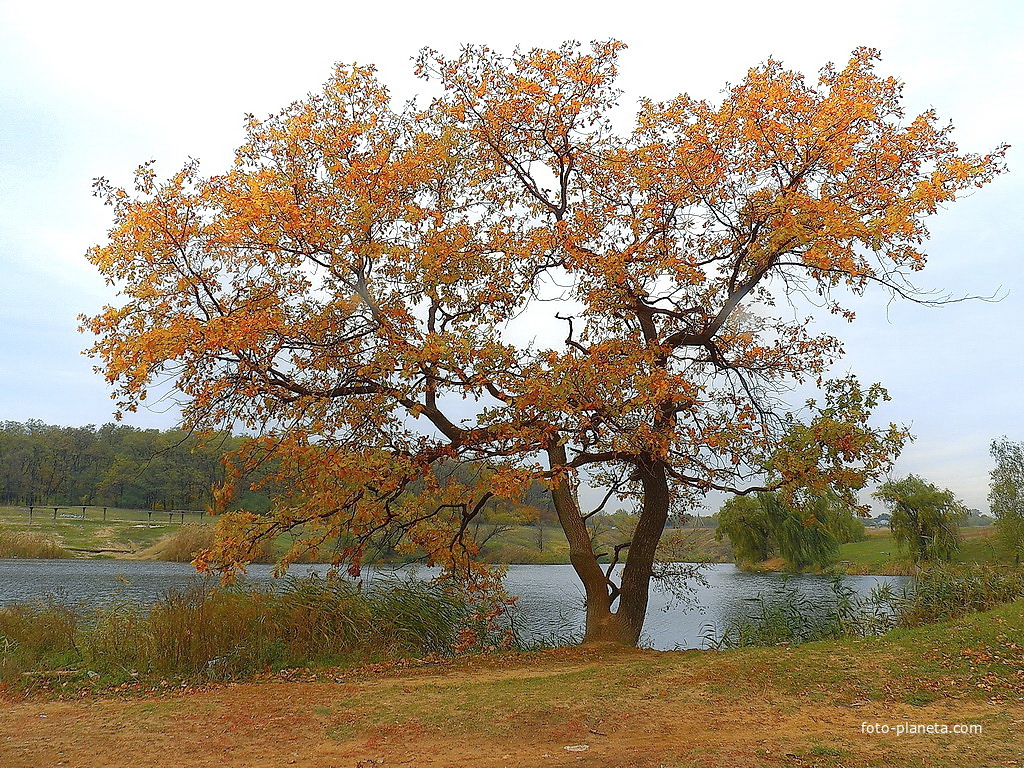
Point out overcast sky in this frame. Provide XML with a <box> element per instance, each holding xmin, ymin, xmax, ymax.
<box><xmin>0</xmin><ymin>0</ymin><xmax>1020</xmax><ymax>513</ymax></box>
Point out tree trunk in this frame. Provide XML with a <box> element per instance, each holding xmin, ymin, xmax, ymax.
<box><xmin>546</xmin><ymin>444</ymin><xmax>672</xmax><ymax>646</ymax></box>
<box><xmin>612</xmin><ymin>459</ymin><xmax>671</xmax><ymax>646</ymax></box>
<box><xmin>546</xmin><ymin>442</ymin><xmax>625</xmax><ymax>642</ymax></box>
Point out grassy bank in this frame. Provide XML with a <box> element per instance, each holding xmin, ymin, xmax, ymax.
<box><xmin>836</xmin><ymin>526</ymin><xmax>1006</xmax><ymax>575</ymax></box>
<box><xmin>712</xmin><ymin>562</ymin><xmax>1024</xmax><ymax>649</ymax></box>
<box><xmin>2</xmin><ymin>549</ymin><xmax>1021</xmax><ymax>766</ymax></box>
<box><xmin>0</xmin><ymin>505</ymin><xmax>207</xmax><ymax>557</ymax></box>
<box><xmin>2</xmin><ymin>597</ymin><xmax>1022</xmax><ymax>767</ymax></box>
<box><xmin>4</xmin><ymin>557</ymin><xmax>1020</xmax><ymax>695</ymax></box>
<box><xmin>735</xmin><ymin>527</ymin><xmax>1009</xmax><ymax>576</ymax></box>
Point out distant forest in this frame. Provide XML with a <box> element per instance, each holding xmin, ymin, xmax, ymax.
<box><xmin>0</xmin><ymin>420</ymin><xmax>268</xmax><ymax>511</ymax></box>
<box><xmin>0</xmin><ymin>421</ymin><xmax>556</xmax><ymax>520</ymax></box>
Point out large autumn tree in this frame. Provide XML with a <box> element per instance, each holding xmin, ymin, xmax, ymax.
<box><xmin>83</xmin><ymin>42</ymin><xmax>1004</xmax><ymax>645</ymax></box>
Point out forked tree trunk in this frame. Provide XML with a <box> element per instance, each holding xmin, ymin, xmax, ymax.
<box><xmin>546</xmin><ymin>443</ymin><xmax>671</xmax><ymax>646</ymax></box>
<box><xmin>614</xmin><ymin>460</ymin><xmax>670</xmax><ymax>645</ymax></box>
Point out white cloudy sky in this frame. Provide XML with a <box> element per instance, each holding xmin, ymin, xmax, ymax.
<box><xmin>0</xmin><ymin>0</ymin><xmax>1021</xmax><ymax>512</ymax></box>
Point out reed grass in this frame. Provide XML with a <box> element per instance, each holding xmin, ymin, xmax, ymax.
<box><xmin>708</xmin><ymin>577</ymin><xmax>898</xmax><ymax>649</ymax></box>
<box><xmin>0</xmin><ymin>576</ymin><xmax>497</xmax><ymax>689</ymax></box>
<box><xmin>712</xmin><ymin>564</ymin><xmax>1024</xmax><ymax>649</ymax></box>
<box><xmin>0</xmin><ymin>598</ymin><xmax>79</xmax><ymax>680</ymax></box>
<box><xmin>150</xmin><ymin>524</ymin><xmax>217</xmax><ymax>563</ymax></box>
<box><xmin>896</xmin><ymin>563</ymin><xmax>1024</xmax><ymax>626</ymax></box>
<box><xmin>0</xmin><ymin>530</ymin><xmax>71</xmax><ymax>559</ymax></box>
<box><xmin>139</xmin><ymin>523</ymin><xmax>277</xmax><ymax>563</ymax></box>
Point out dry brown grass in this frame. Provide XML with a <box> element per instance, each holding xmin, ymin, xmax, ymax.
<box><xmin>135</xmin><ymin>523</ymin><xmax>217</xmax><ymax>562</ymax></box>
<box><xmin>136</xmin><ymin>524</ymin><xmax>274</xmax><ymax>564</ymax></box>
<box><xmin>0</xmin><ymin>530</ymin><xmax>70</xmax><ymax>559</ymax></box>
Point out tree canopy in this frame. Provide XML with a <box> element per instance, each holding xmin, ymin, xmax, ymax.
<box><xmin>83</xmin><ymin>41</ymin><xmax>1005</xmax><ymax>644</ymax></box>
<box><xmin>0</xmin><ymin>420</ymin><xmax>258</xmax><ymax>511</ymax></box>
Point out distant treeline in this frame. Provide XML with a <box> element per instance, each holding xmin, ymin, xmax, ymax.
<box><xmin>0</xmin><ymin>420</ymin><xmax>269</xmax><ymax>511</ymax></box>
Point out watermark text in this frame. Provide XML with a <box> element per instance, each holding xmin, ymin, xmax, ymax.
<box><xmin>861</xmin><ymin>721</ymin><xmax>981</xmax><ymax>736</ymax></box>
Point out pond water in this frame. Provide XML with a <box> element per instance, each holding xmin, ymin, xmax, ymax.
<box><xmin>0</xmin><ymin>559</ymin><xmax>907</xmax><ymax>650</ymax></box>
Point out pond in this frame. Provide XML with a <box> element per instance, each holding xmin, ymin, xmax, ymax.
<box><xmin>0</xmin><ymin>559</ymin><xmax>907</xmax><ymax>650</ymax></box>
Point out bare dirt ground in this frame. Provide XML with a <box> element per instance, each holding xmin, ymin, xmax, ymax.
<box><xmin>2</xmin><ymin>641</ymin><xmax>1021</xmax><ymax>768</ymax></box>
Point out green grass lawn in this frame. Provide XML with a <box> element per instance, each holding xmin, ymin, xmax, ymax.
<box><xmin>835</xmin><ymin>529</ymin><xmax>905</xmax><ymax>573</ymax></box>
<box><xmin>476</xmin><ymin>523</ymin><xmax>731</xmax><ymax>565</ymax></box>
<box><xmin>478</xmin><ymin>524</ymin><xmax>572</xmax><ymax>564</ymax></box>
<box><xmin>953</xmin><ymin>526</ymin><xmax>1005</xmax><ymax>564</ymax></box>
<box><xmin>837</xmin><ymin>526</ymin><xmax>1008</xmax><ymax>574</ymax></box>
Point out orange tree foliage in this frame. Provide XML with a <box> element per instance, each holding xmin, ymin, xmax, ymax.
<box><xmin>83</xmin><ymin>42</ymin><xmax>1005</xmax><ymax>645</ymax></box>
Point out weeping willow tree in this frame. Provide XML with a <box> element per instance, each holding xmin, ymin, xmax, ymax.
<box><xmin>717</xmin><ymin>491</ymin><xmax>866</xmax><ymax>570</ymax></box>
<box><xmin>874</xmin><ymin>475</ymin><xmax>967</xmax><ymax>563</ymax></box>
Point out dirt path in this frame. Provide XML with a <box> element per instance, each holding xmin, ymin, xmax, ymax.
<box><xmin>2</xmin><ymin>647</ymin><xmax>1020</xmax><ymax>768</ymax></box>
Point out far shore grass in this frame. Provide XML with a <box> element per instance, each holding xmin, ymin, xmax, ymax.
<box><xmin>0</xmin><ymin>505</ymin><xmax>1008</xmax><ymax>575</ymax></box>
<box><xmin>0</xmin><ymin>505</ymin><xmax>205</xmax><ymax>559</ymax></box>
